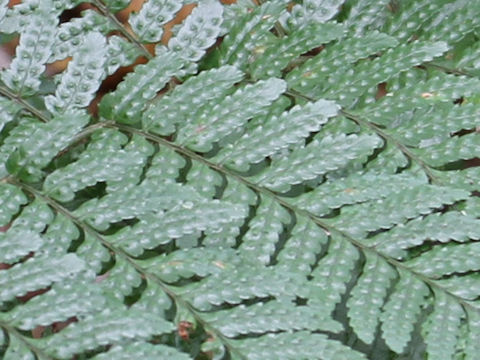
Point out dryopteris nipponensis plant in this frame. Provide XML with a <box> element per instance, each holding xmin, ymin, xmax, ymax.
<box><xmin>0</xmin><ymin>0</ymin><xmax>480</xmax><ymax>359</ymax></box>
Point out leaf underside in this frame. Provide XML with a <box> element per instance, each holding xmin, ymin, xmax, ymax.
<box><xmin>0</xmin><ymin>1</ymin><xmax>479</xmax><ymax>359</ymax></box>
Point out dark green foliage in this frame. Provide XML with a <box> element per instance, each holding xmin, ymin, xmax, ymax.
<box><xmin>0</xmin><ymin>0</ymin><xmax>479</xmax><ymax>359</ymax></box>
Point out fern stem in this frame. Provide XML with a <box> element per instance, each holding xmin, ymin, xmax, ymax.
<box><xmin>0</xmin><ymin>322</ymin><xmax>54</xmax><ymax>360</ymax></box>
<box><xmin>427</xmin><ymin>62</ymin><xmax>474</xmax><ymax>77</ymax></box>
<box><xmin>10</xmin><ymin>179</ymin><xmax>249</xmax><ymax>360</ymax></box>
<box><xmin>0</xmin><ymin>85</ymin><xmax>49</xmax><ymax>123</ymax></box>
<box><xmin>284</xmin><ymin>89</ymin><xmax>439</xmax><ymax>183</ymax></box>
<box><xmin>91</xmin><ymin>0</ymin><xmax>153</xmax><ymax>60</ymax></box>
<box><xmin>106</xmin><ymin>123</ymin><xmax>480</xmax><ymax>317</ymax></box>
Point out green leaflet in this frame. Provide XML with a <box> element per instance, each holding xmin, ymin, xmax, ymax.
<box><xmin>0</xmin><ymin>253</ymin><xmax>85</xmax><ymax>303</ymax></box>
<box><xmin>169</xmin><ymin>0</ymin><xmax>224</xmax><ymax>62</ymax></box>
<box><xmin>39</xmin><ymin>308</ymin><xmax>175</xmax><ymax>359</ymax></box>
<box><xmin>231</xmin><ymin>331</ymin><xmax>367</xmax><ymax>360</ymax></box>
<box><xmin>109</xmin><ymin>199</ymin><xmax>248</xmax><ymax>256</ymax></box>
<box><xmin>289</xmin><ymin>0</ymin><xmax>344</xmax><ymax>26</ymax></box>
<box><xmin>130</xmin><ymin>0</ymin><xmax>184</xmax><ymax>43</ymax></box>
<box><xmin>219</xmin><ymin>0</ymin><xmax>288</xmax><ymax>69</ymax></box>
<box><xmin>175</xmin><ymin>77</ymin><xmax>287</xmax><ymax>152</ymax></box>
<box><xmin>249</xmin><ymin>22</ymin><xmax>345</xmax><ymax>80</ymax></box>
<box><xmin>330</xmin><ymin>184</ymin><xmax>469</xmax><ymax>238</ymax></box>
<box><xmin>254</xmin><ymin>133</ymin><xmax>383</xmax><ymax>192</ymax></box>
<box><xmin>50</xmin><ymin>9</ymin><xmax>113</xmax><ymax>62</ymax></box>
<box><xmin>422</xmin><ymin>290</ymin><xmax>464</xmax><ymax>360</ymax></box>
<box><xmin>4</xmin><ymin>281</ymin><xmax>105</xmax><ymax>330</ymax></box>
<box><xmin>406</xmin><ymin>242</ymin><xmax>480</xmax><ymax>278</ymax></box>
<box><xmin>1</xmin><ymin>1</ymin><xmax>57</xmax><ymax>96</ymax></box>
<box><xmin>286</xmin><ymin>30</ymin><xmax>398</xmax><ymax>92</ymax></box>
<box><xmin>90</xmin><ymin>343</ymin><xmax>192</xmax><ymax>360</ymax></box>
<box><xmin>0</xmin><ymin>229</ymin><xmax>42</xmax><ymax>264</ymax></box>
<box><xmin>143</xmin><ymin>65</ymin><xmax>244</xmax><ymax>135</ymax></box>
<box><xmin>238</xmin><ymin>195</ymin><xmax>291</xmax><ymax>265</ymax></box>
<box><xmin>347</xmin><ymin>253</ymin><xmax>397</xmax><ymax>344</ymax></box>
<box><xmin>216</xmin><ymin>99</ymin><xmax>339</xmax><ymax>171</ymax></box>
<box><xmin>380</xmin><ymin>269</ymin><xmax>430</xmax><ymax>353</ymax></box>
<box><xmin>6</xmin><ymin>111</ymin><xmax>89</xmax><ymax>182</ymax></box>
<box><xmin>0</xmin><ymin>184</ymin><xmax>27</xmax><ymax>227</ymax></box>
<box><xmin>204</xmin><ymin>299</ymin><xmax>342</xmax><ymax>337</ymax></box>
<box><xmin>99</xmin><ymin>47</ymin><xmax>195</xmax><ymax>124</ymax></box>
<box><xmin>43</xmin><ymin>130</ymin><xmax>153</xmax><ymax>201</ymax></box>
<box><xmin>44</xmin><ymin>32</ymin><xmax>107</xmax><ymax>115</ymax></box>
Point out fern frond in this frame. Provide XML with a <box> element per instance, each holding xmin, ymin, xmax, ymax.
<box><xmin>2</xmin><ymin>1</ymin><xmax>480</xmax><ymax>359</ymax></box>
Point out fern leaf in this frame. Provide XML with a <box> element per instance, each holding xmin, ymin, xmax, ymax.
<box><xmin>416</xmin><ymin>133</ymin><xmax>479</xmax><ymax>167</ymax></box>
<box><xmin>289</xmin><ymin>0</ymin><xmax>344</xmax><ymax>25</ymax></box>
<box><xmin>109</xmin><ymin>200</ymin><xmax>247</xmax><ymax>256</ymax></box>
<box><xmin>143</xmin><ymin>65</ymin><xmax>244</xmax><ymax>135</ymax></box>
<box><xmin>6</xmin><ymin>111</ymin><xmax>89</xmax><ymax>182</ymax></box>
<box><xmin>175</xmin><ymin>78</ymin><xmax>286</xmax><ymax>152</ymax></box>
<box><xmin>186</xmin><ymin>265</ymin><xmax>306</xmax><ymax>311</ymax></box>
<box><xmin>39</xmin><ymin>308</ymin><xmax>175</xmax><ymax>359</ymax></box>
<box><xmin>130</xmin><ymin>0</ymin><xmax>184</xmax><ymax>43</ymax></box>
<box><xmin>465</xmin><ymin>309</ymin><xmax>480</xmax><ymax>360</ymax></box>
<box><xmin>250</xmin><ymin>22</ymin><xmax>344</xmax><ymax>80</ymax></box>
<box><xmin>384</xmin><ymin>1</ymin><xmax>442</xmax><ymax>41</ymax></box>
<box><xmin>380</xmin><ymin>269</ymin><xmax>430</xmax><ymax>354</ymax></box>
<box><xmin>0</xmin><ymin>184</ymin><xmax>27</xmax><ymax>227</ymax></box>
<box><xmin>4</xmin><ymin>281</ymin><xmax>104</xmax><ymax>330</ymax></box>
<box><xmin>1</xmin><ymin>335</ymin><xmax>34</xmax><ymax>360</ymax></box>
<box><xmin>406</xmin><ymin>242</ymin><xmax>480</xmax><ymax>278</ymax></box>
<box><xmin>99</xmin><ymin>47</ymin><xmax>193</xmax><ymax>124</ymax></box>
<box><xmin>276</xmin><ymin>216</ymin><xmax>328</xmax><ymax>274</ymax></box>
<box><xmin>0</xmin><ymin>253</ymin><xmax>85</xmax><ymax>303</ymax></box>
<box><xmin>422</xmin><ymin>0</ymin><xmax>480</xmax><ymax>44</ymax></box>
<box><xmin>436</xmin><ymin>274</ymin><xmax>480</xmax><ymax>301</ymax></box>
<box><xmin>130</xmin><ymin>282</ymin><xmax>172</xmax><ymax>317</ymax></box>
<box><xmin>292</xmin><ymin>172</ymin><xmax>424</xmax><ymax>217</ymax></box>
<box><xmin>45</xmin><ymin>32</ymin><xmax>107</xmax><ymax>115</ymax></box>
<box><xmin>239</xmin><ymin>196</ymin><xmax>290</xmax><ymax>265</ymax></box>
<box><xmin>43</xmin><ymin>131</ymin><xmax>152</xmax><ymax>201</ymax></box>
<box><xmin>102</xmin><ymin>0</ymin><xmax>130</xmax><ymax>12</ymax></box>
<box><xmin>186</xmin><ymin>162</ymin><xmax>223</xmax><ymax>198</ymax></box>
<box><xmin>75</xmin><ymin>233</ymin><xmax>111</xmax><ymax>273</ymax></box>
<box><xmin>98</xmin><ymin>256</ymin><xmax>142</xmax><ymax>300</ymax></box>
<box><xmin>169</xmin><ymin>1</ymin><xmax>223</xmax><ymax>62</ymax></box>
<box><xmin>140</xmin><ymin>248</ymin><xmax>238</xmax><ymax>283</ymax></box>
<box><xmin>254</xmin><ymin>133</ymin><xmax>382</xmax><ymax>192</ymax></box>
<box><xmin>1</xmin><ymin>2</ymin><xmax>57</xmax><ymax>96</ymax></box>
<box><xmin>346</xmin><ymin>0</ymin><xmax>390</xmax><ymax>34</ymax></box>
<box><xmin>347</xmin><ymin>252</ymin><xmax>397</xmax><ymax>344</ymax></box>
<box><xmin>205</xmin><ymin>300</ymin><xmax>342</xmax><ymax>337</ymax></box>
<box><xmin>0</xmin><ymin>97</ymin><xmax>22</xmax><ymax>132</ymax></box>
<box><xmin>9</xmin><ymin>199</ymin><xmax>53</xmax><ymax>234</ymax></box>
<box><xmin>322</xmin><ymin>41</ymin><xmax>448</xmax><ymax>105</ymax></box>
<box><xmin>0</xmin><ymin>229</ymin><xmax>42</xmax><ymax>264</ymax></box>
<box><xmin>216</xmin><ymin>99</ymin><xmax>338</xmax><ymax>171</ymax></box>
<box><xmin>231</xmin><ymin>331</ymin><xmax>367</xmax><ymax>360</ymax></box>
<box><xmin>90</xmin><ymin>343</ymin><xmax>192</xmax><ymax>360</ymax></box>
<box><xmin>308</xmin><ymin>237</ymin><xmax>360</xmax><ymax>314</ymax></box>
<box><xmin>331</xmin><ymin>185</ymin><xmax>469</xmax><ymax>238</ymax></box>
<box><xmin>41</xmin><ymin>214</ymin><xmax>79</xmax><ymax>254</ymax></box>
<box><xmin>422</xmin><ymin>290</ymin><xmax>464</xmax><ymax>360</ymax></box>
<box><xmin>219</xmin><ymin>0</ymin><xmax>287</xmax><ymax>69</ymax></box>
<box><xmin>371</xmin><ymin>212</ymin><xmax>480</xmax><ymax>259</ymax></box>
<box><xmin>50</xmin><ymin>9</ymin><xmax>113</xmax><ymax>62</ymax></box>
<box><xmin>286</xmin><ymin>30</ymin><xmax>397</xmax><ymax>92</ymax></box>
<box><xmin>104</xmin><ymin>36</ymin><xmax>142</xmax><ymax>75</ymax></box>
